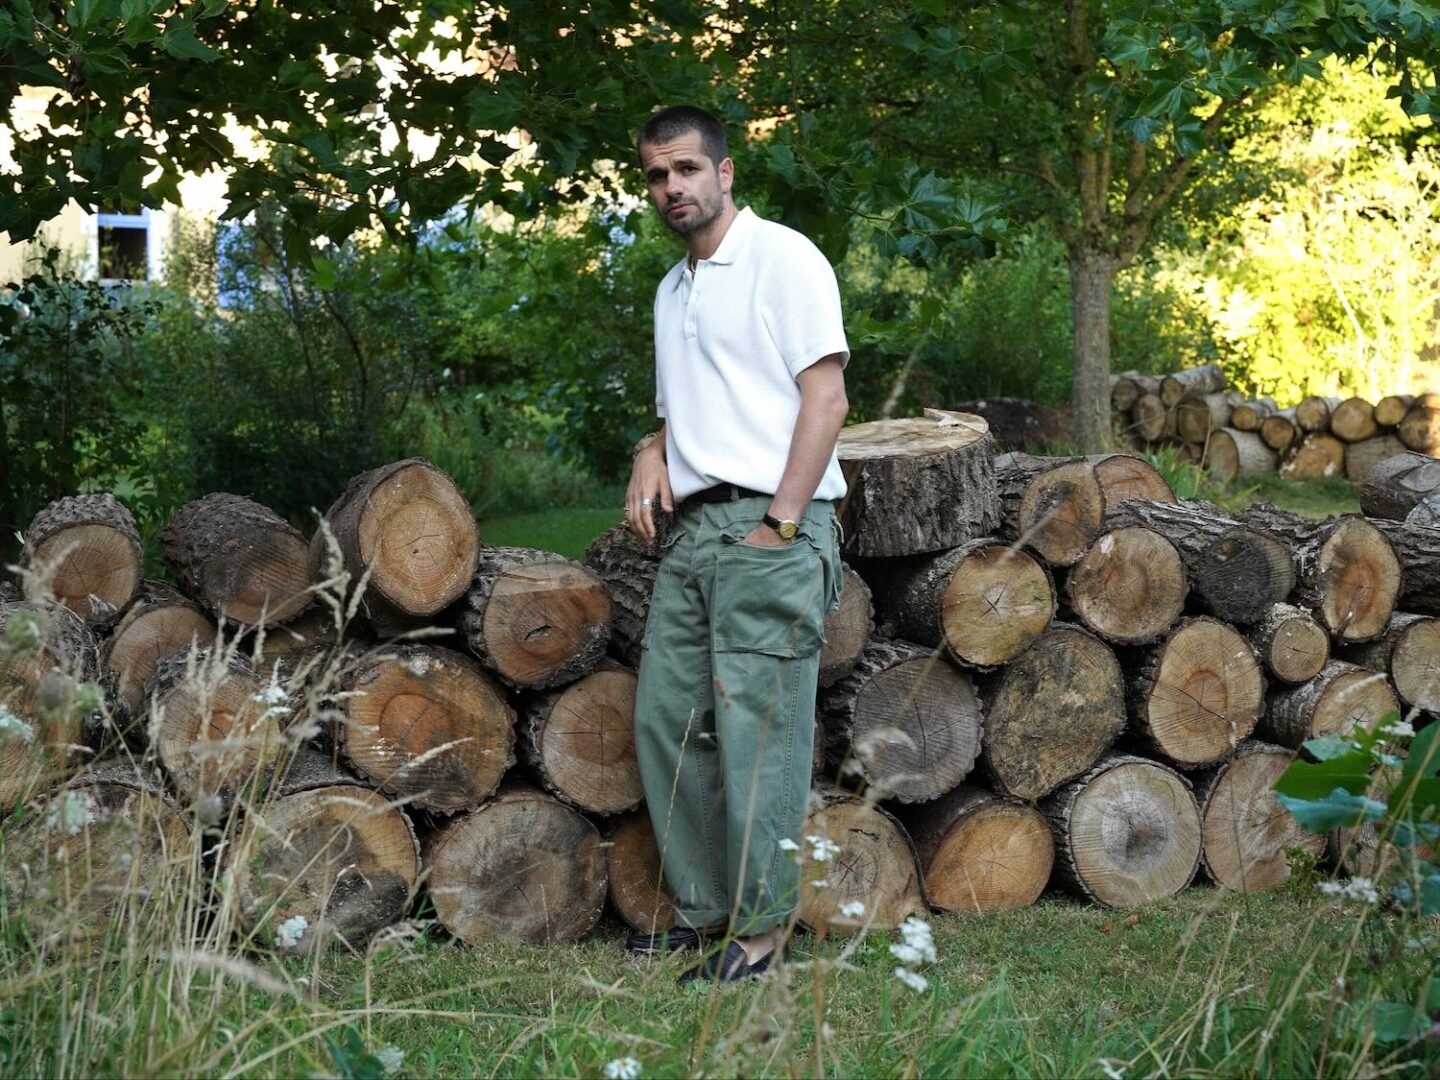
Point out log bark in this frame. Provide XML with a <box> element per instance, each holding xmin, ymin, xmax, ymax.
<box><xmin>1259</xmin><ymin>660</ymin><xmax>1400</xmax><ymax>747</ymax></box>
<box><xmin>424</xmin><ymin>783</ymin><xmax>608</xmax><ymax>945</ymax></box>
<box><xmin>900</xmin><ymin>784</ymin><xmax>1052</xmax><ymax>912</ymax></box>
<box><xmin>1397</xmin><ymin>403</ymin><xmax>1440</xmax><ymax>454</ymax></box>
<box><xmin>1041</xmin><ymin>753</ymin><xmax>1201</xmax><ymax>908</ymax></box>
<box><xmin>583</xmin><ymin>523</ymin><xmax>667</xmax><ymax>668</ymax></box>
<box><xmin>1370</xmin><ymin>518</ymin><xmax>1440</xmax><ymax>616</ymax></box>
<box><xmin>819</xmin><ymin>564</ymin><xmax>872</xmax><ymax>688</ymax></box>
<box><xmin>1345</xmin><ymin>435</ymin><xmax>1408</xmax><ymax>485</ymax></box>
<box><xmin>1131</xmin><ymin>392</ymin><xmax>1171</xmax><ymax>443</ymax></box>
<box><xmin>979</xmin><ymin>622</ymin><xmax>1126</xmax><ymax>801</ymax></box>
<box><xmin>994</xmin><ymin>453</ymin><xmax>1106</xmax><ymax>567</ymax></box>
<box><xmin>1374</xmin><ymin>394</ymin><xmax>1415</xmax><ymax>428</ymax></box>
<box><xmin>1161</xmin><ymin>364</ymin><xmax>1228</xmax><ymax>407</ymax></box>
<box><xmin>1248</xmin><ymin>602</ymin><xmax>1329</xmax><ymax>684</ymax></box>
<box><xmin>835</xmin><ymin>410</ymin><xmax>999</xmax><ymax>557</ymax></box>
<box><xmin>1205</xmin><ymin>428</ymin><xmax>1278</xmax><ymax>483</ymax></box>
<box><xmin>102</xmin><ymin>581</ymin><xmax>215</xmax><ymax>718</ymax></box>
<box><xmin>1127</xmin><ymin>617</ymin><xmax>1266</xmax><ymax>768</ymax></box>
<box><xmin>1062</xmin><ymin>526</ymin><xmax>1187</xmax><ymax>645</ymax></box>
<box><xmin>1279</xmin><ymin>433</ymin><xmax>1345</xmax><ymax>481</ymax></box>
<box><xmin>797</xmin><ymin>786</ymin><xmax>927</xmax><ymax>935</ymax></box>
<box><xmin>606</xmin><ymin>809</ymin><xmax>678</xmax><ymax>935</ymax></box>
<box><xmin>1103</xmin><ymin>499</ymin><xmax>1294</xmax><ymax>625</ymax></box>
<box><xmin>1230</xmin><ymin>398</ymin><xmax>1276</xmax><ymax>432</ymax></box>
<box><xmin>1359</xmin><ymin>451</ymin><xmax>1440</xmax><ymax>520</ymax></box>
<box><xmin>458</xmin><ymin>546</ymin><xmax>612</xmax><ymax>690</ymax></box>
<box><xmin>1259</xmin><ymin>410</ymin><xmax>1298</xmax><ymax>452</ymax></box>
<box><xmin>1234</xmin><ymin>507</ymin><xmax>1400</xmax><ymax>642</ymax></box>
<box><xmin>161</xmin><ymin>493</ymin><xmax>313</xmax><ymax>627</ymax></box>
<box><xmin>20</xmin><ymin>494</ymin><xmax>143</xmax><ymax>622</ymax></box>
<box><xmin>818</xmin><ymin>638</ymin><xmax>983</xmax><ymax>803</ymax></box>
<box><xmin>312</xmin><ymin>458</ymin><xmax>479</xmax><ymax>633</ymax></box>
<box><xmin>1295</xmin><ymin>395</ymin><xmax>1340</xmax><ymax>433</ymax></box>
<box><xmin>1086</xmin><ymin>453</ymin><xmax>1175</xmax><ymax>506</ymax></box>
<box><xmin>1336</xmin><ymin>612</ymin><xmax>1440</xmax><ymax>713</ymax></box>
<box><xmin>338</xmin><ymin>644</ymin><xmax>515</xmax><ymax>815</ymax></box>
<box><xmin>1196</xmin><ymin>742</ymin><xmax>1325</xmax><ymax>892</ymax></box>
<box><xmin>1407</xmin><ymin>495</ymin><xmax>1440</xmax><ymax>529</ymax></box>
<box><xmin>871</xmin><ymin>539</ymin><xmax>1055</xmax><ymax>669</ymax></box>
<box><xmin>229</xmin><ymin>783</ymin><xmax>419</xmax><ymax>953</ymax></box>
<box><xmin>518</xmin><ymin>663</ymin><xmax>642</xmax><ymax>815</ymax></box>
<box><xmin>1175</xmin><ymin>391</ymin><xmax>1243</xmax><ymax>444</ymax></box>
<box><xmin>1329</xmin><ymin>397</ymin><xmax>1379</xmax><ymax>443</ymax></box>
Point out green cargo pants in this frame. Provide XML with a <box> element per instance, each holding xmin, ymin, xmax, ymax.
<box><xmin>634</xmin><ymin>495</ymin><xmax>843</xmax><ymax>935</ymax></box>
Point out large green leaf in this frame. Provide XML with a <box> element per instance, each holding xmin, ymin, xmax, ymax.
<box><xmin>1276</xmin><ymin>788</ymin><xmax>1386</xmax><ymax>832</ymax></box>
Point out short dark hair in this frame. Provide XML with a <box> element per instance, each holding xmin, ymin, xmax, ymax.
<box><xmin>636</xmin><ymin>105</ymin><xmax>729</xmax><ymax>168</ymax></box>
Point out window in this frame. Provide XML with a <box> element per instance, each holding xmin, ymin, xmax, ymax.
<box><xmin>96</xmin><ymin>209</ymin><xmax>151</xmax><ymax>280</ymax></box>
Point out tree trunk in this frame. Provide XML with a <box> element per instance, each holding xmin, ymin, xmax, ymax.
<box><xmin>1259</xmin><ymin>660</ymin><xmax>1400</xmax><ymax>747</ymax></box>
<box><xmin>1359</xmin><ymin>451</ymin><xmax>1440</xmax><ymax>520</ymax></box>
<box><xmin>899</xmin><ymin>784</ymin><xmax>1052</xmax><ymax>912</ymax></box>
<box><xmin>458</xmin><ymin>546</ymin><xmax>612</xmax><ymax>690</ymax></box>
<box><xmin>1067</xmin><ymin>249</ymin><xmax>1119</xmax><ymax>452</ymax></box>
<box><xmin>1248</xmin><ymin>602</ymin><xmax>1329</xmax><ymax>684</ymax></box>
<box><xmin>20</xmin><ymin>493</ymin><xmax>143</xmax><ymax>623</ymax></box>
<box><xmin>518</xmin><ymin>663</ymin><xmax>643</xmax><ymax>815</ymax></box>
<box><xmin>338</xmin><ymin>644</ymin><xmax>516</xmax><ymax>815</ymax></box>
<box><xmin>102</xmin><ymin>581</ymin><xmax>215</xmax><ymax>721</ymax></box>
<box><xmin>818</xmin><ymin>638</ymin><xmax>983</xmax><ymax>803</ymax></box>
<box><xmin>1336</xmin><ymin>612</ymin><xmax>1440</xmax><ymax>713</ymax></box>
<box><xmin>1041</xmin><ymin>753</ymin><xmax>1201</xmax><ymax>908</ymax></box>
<box><xmin>1061</xmin><ymin>525</ymin><xmax>1187</xmax><ymax>645</ymax></box>
<box><xmin>993</xmin><ymin>453</ymin><xmax>1106</xmax><ymax>567</ymax></box>
<box><xmin>424</xmin><ymin>783</ymin><xmax>608</xmax><ymax>945</ymax></box>
<box><xmin>605</xmin><ymin>809</ymin><xmax>678</xmax><ymax>936</ymax></box>
<box><xmin>978</xmin><ymin>622</ymin><xmax>1125</xmax><ymax>801</ymax></box>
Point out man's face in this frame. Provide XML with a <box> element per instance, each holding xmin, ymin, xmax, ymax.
<box><xmin>639</xmin><ymin>130</ymin><xmax>731</xmax><ymax>237</ymax></box>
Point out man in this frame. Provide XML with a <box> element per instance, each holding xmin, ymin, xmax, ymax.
<box><xmin>625</xmin><ymin>104</ymin><xmax>850</xmax><ymax>984</ymax></box>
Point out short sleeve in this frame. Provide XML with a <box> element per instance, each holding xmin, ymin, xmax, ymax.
<box><xmin>762</xmin><ymin>240</ymin><xmax>850</xmax><ymax>379</ymax></box>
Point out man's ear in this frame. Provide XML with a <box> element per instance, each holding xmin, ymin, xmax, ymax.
<box><xmin>719</xmin><ymin>156</ymin><xmax>734</xmax><ymax>196</ymax></box>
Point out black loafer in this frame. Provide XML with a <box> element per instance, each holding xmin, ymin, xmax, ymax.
<box><xmin>677</xmin><ymin>941</ymin><xmax>787</xmax><ymax>986</ymax></box>
<box><xmin>625</xmin><ymin>926</ymin><xmax>705</xmax><ymax>955</ymax></box>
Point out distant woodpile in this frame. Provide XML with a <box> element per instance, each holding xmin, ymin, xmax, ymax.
<box><xmin>2</xmin><ymin>414</ymin><xmax>1436</xmax><ymax>950</ymax></box>
<box><xmin>1111</xmin><ymin>365</ymin><xmax>1440</xmax><ymax>490</ymax></box>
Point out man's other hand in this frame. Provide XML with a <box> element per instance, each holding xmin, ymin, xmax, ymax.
<box><xmin>625</xmin><ymin>439</ymin><xmax>673</xmax><ymax>545</ymax></box>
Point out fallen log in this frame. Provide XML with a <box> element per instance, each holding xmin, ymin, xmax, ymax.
<box><xmin>1086</xmin><ymin>453</ymin><xmax>1175</xmax><ymax>507</ymax></box>
<box><xmin>1161</xmin><ymin>364</ymin><xmax>1227</xmax><ymax>407</ymax></box>
<box><xmin>1370</xmin><ymin>518</ymin><xmax>1440</xmax><ymax>616</ymax></box>
<box><xmin>1344</xmin><ymin>434</ymin><xmax>1408</xmax><ymax>485</ymax></box>
<box><xmin>1359</xmin><ymin>451</ymin><xmax>1440</xmax><ymax>521</ymax></box>
<box><xmin>1205</xmin><ymin>428</ymin><xmax>1279</xmax><ymax>484</ymax></box>
<box><xmin>819</xmin><ymin>564</ymin><xmax>872</xmax><ymax>687</ymax></box>
<box><xmin>1176</xmin><ymin>391</ymin><xmax>1243</xmax><ymax>444</ymax></box>
<box><xmin>102</xmin><ymin>581</ymin><xmax>215</xmax><ymax>720</ymax></box>
<box><xmin>1279</xmin><ymin>433</ymin><xmax>1345</xmax><ymax>481</ymax></box>
<box><xmin>1258</xmin><ymin>660</ymin><xmax>1400</xmax><ymax>747</ymax></box>
<box><xmin>1374</xmin><ymin>394</ymin><xmax>1415</xmax><ymax>428</ymax></box>
<box><xmin>1336</xmin><ymin>613</ymin><xmax>1440</xmax><ymax>713</ymax></box>
<box><xmin>1230</xmin><ymin>398</ymin><xmax>1276</xmax><ymax>432</ymax></box>
<box><xmin>1397</xmin><ymin>403</ymin><xmax>1440</xmax><ymax>454</ymax></box>
<box><xmin>1295</xmin><ymin>395</ymin><xmax>1340</xmax><ymax>433</ymax></box>
<box><xmin>1259</xmin><ymin>409</ymin><xmax>1298</xmax><ymax>452</ymax></box>
<box><xmin>1247</xmin><ymin>602</ymin><xmax>1329</xmax><ymax>684</ymax></box>
<box><xmin>1329</xmin><ymin>397</ymin><xmax>1379</xmax><ymax>443</ymax></box>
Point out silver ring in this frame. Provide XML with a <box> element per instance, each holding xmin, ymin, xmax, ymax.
<box><xmin>641</xmin><ymin>498</ymin><xmax>653</xmax><ymax>507</ymax></box>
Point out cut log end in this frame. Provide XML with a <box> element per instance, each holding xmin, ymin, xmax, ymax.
<box><xmin>819</xmin><ymin>565</ymin><xmax>872</xmax><ymax>687</ymax></box>
<box><xmin>1200</xmin><ymin>745</ymin><xmax>1325</xmax><ymax>892</ymax></box>
<box><xmin>358</xmin><ymin>462</ymin><xmax>480</xmax><ymax>616</ymax></box>
<box><xmin>1066</xmin><ymin>526</ymin><xmax>1186</xmax><ymax>645</ymax></box>
<box><xmin>606</xmin><ymin>811</ymin><xmax>679</xmax><ymax>935</ymax></box>
<box><xmin>940</xmin><ymin>542</ymin><xmax>1055</xmax><ymax>666</ymax></box>
<box><xmin>798</xmin><ymin>789</ymin><xmax>926</xmax><ymax>936</ymax></box>
<box><xmin>906</xmin><ymin>788</ymin><xmax>1053</xmax><ymax>912</ymax></box>
<box><xmin>525</xmin><ymin>667</ymin><xmax>642</xmax><ymax>815</ymax></box>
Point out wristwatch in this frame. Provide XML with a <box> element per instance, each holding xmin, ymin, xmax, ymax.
<box><xmin>762</xmin><ymin>513</ymin><xmax>799</xmax><ymax>541</ymax></box>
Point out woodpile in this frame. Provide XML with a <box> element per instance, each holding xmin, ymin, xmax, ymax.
<box><xmin>3</xmin><ymin>409</ymin><xmax>1436</xmax><ymax>956</ymax></box>
<box><xmin>1110</xmin><ymin>366</ymin><xmax>1439</xmax><ymax>486</ymax></box>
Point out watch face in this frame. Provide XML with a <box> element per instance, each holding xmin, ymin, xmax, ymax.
<box><xmin>778</xmin><ymin>520</ymin><xmax>798</xmax><ymax>540</ymax></box>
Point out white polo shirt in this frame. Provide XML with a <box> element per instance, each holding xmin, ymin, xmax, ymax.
<box><xmin>654</xmin><ymin>206</ymin><xmax>850</xmax><ymax>503</ymax></box>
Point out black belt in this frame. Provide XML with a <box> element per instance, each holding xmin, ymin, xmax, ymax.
<box><xmin>683</xmin><ymin>483</ymin><xmax>770</xmax><ymax>507</ymax></box>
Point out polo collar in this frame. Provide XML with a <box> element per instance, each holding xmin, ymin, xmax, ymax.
<box><xmin>673</xmin><ymin>205</ymin><xmax>755</xmax><ymax>289</ymax></box>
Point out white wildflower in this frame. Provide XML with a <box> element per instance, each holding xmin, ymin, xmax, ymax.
<box><xmin>45</xmin><ymin>790</ymin><xmax>98</xmax><ymax>836</ymax></box>
<box><xmin>1379</xmin><ymin>719</ymin><xmax>1415</xmax><ymax>738</ymax></box>
<box><xmin>777</xmin><ymin>838</ymin><xmax>800</xmax><ymax>852</ymax></box>
<box><xmin>839</xmin><ymin>901</ymin><xmax>866</xmax><ymax>919</ymax></box>
<box><xmin>890</xmin><ymin>942</ymin><xmax>924</xmax><ymax>965</ymax></box>
<box><xmin>810</xmin><ymin>878</ymin><xmax>830</xmax><ymax>889</ymax></box>
<box><xmin>1098</xmin><ymin>1060</ymin><xmax>1126</xmax><ymax>1080</ymax></box>
<box><xmin>1319</xmin><ymin>877</ymin><xmax>1380</xmax><ymax>904</ymax></box>
<box><xmin>602</xmin><ymin>1057</ymin><xmax>642</xmax><ymax>1080</ymax></box>
<box><xmin>274</xmin><ymin>914</ymin><xmax>309</xmax><ymax>948</ymax></box>
<box><xmin>894</xmin><ymin>966</ymin><xmax>929</xmax><ymax>993</ymax></box>
<box><xmin>1318</xmin><ymin>880</ymin><xmax>1344</xmax><ymax>896</ymax></box>
<box><xmin>899</xmin><ymin>915</ymin><xmax>937</xmax><ymax>963</ymax></box>
<box><xmin>252</xmin><ymin>682</ymin><xmax>290</xmax><ymax>719</ymax></box>
<box><xmin>806</xmin><ymin>834</ymin><xmax>841</xmax><ymax>863</ymax></box>
<box><xmin>375</xmin><ymin>1045</ymin><xmax>405</xmax><ymax>1076</ymax></box>
<box><xmin>0</xmin><ymin>707</ymin><xmax>36</xmax><ymax>745</ymax></box>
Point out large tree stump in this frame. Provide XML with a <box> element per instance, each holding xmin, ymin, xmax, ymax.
<box><xmin>900</xmin><ymin>785</ymin><xmax>1052</xmax><ymax>912</ymax></box>
<box><xmin>1374</xmin><ymin>395</ymin><xmax>1415</xmax><ymax>428</ymax></box>
<box><xmin>605</xmin><ymin>810</ymin><xmax>679</xmax><ymax>936</ymax></box>
<box><xmin>1295</xmin><ymin>395</ymin><xmax>1340</xmax><ymax>433</ymax></box>
<box><xmin>994</xmin><ymin>453</ymin><xmax>1106</xmax><ymax>567</ymax></box>
<box><xmin>835</xmin><ymin>411</ymin><xmax>998</xmax><ymax>557</ymax></box>
<box><xmin>1235</xmin><ymin>506</ymin><xmax>1400</xmax><ymax>642</ymax></box>
<box><xmin>229</xmin><ymin>758</ymin><xmax>420</xmax><ymax>954</ymax></box>
<box><xmin>798</xmin><ymin>786</ymin><xmax>927</xmax><ymax>935</ymax></box>
<box><xmin>1345</xmin><ymin>434</ymin><xmax>1408</xmax><ymax>485</ymax></box>
<box><xmin>338</xmin><ymin>644</ymin><xmax>515</xmax><ymax>815</ymax></box>
<box><xmin>1248</xmin><ymin>602</ymin><xmax>1330</xmax><ymax>684</ymax></box>
<box><xmin>1063</xmin><ymin>526</ymin><xmax>1187</xmax><ymax>645</ymax></box>
<box><xmin>313</xmin><ymin>458</ymin><xmax>479</xmax><ymax>633</ymax></box>
<box><xmin>518</xmin><ymin>663</ymin><xmax>641</xmax><ymax>815</ymax></box>
<box><xmin>1086</xmin><ymin>453</ymin><xmax>1175</xmax><ymax>506</ymax></box>
<box><xmin>20</xmin><ymin>494</ymin><xmax>143</xmax><ymax>623</ymax></box>
<box><xmin>583</xmin><ymin>522</ymin><xmax>664</xmax><ymax>668</ymax></box>
<box><xmin>1</xmin><ymin>764</ymin><xmax>189</xmax><ymax>947</ymax></box>
<box><xmin>424</xmin><ymin>784</ymin><xmax>608</xmax><ymax>944</ymax></box>
<box><xmin>819</xmin><ymin>564</ymin><xmax>872</xmax><ymax>687</ymax></box>
<box><xmin>1337</xmin><ymin>613</ymin><xmax>1440</xmax><ymax>713</ymax></box>
<box><xmin>458</xmin><ymin>546</ymin><xmax>611</xmax><ymax>690</ymax></box>
<box><xmin>102</xmin><ymin>581</ymin><xmax>215</xmax><ymax>720</ymax></box>
<box><xmin>1205</xmin><ymin>428</ymin><xmax>1278</xmax><ymax>483</ymax></box>
<box><xmin>1397</xmin><ymin>403</ymin><xmax>1440</xmax><ymax>454</ymax></box>
<box><xmin>1370</xmin><ymin>519</ymin><xmax>1440</xmax><ymax>616</ymax></box>
<box><xmin>1359</xmin><ymin>451</ymin><xmax>1440</xmax><ymax>520</ymax></box>
<box><xmin>1042</xmin><ymin>754</ymin><xmax>1202</xmax><ymax>907</ymax></box>
<box><xmin>1161</xmin><ymin>364</ymin><xmax>1227</xmax><ymax>407</ymax></box>
<box><xmin>1329</xmin><ymin>397</ymin><xmax>1379</xmax><ymax>443</ymax></box>
<box><xmin>1196</xmin><ymin>743</ymin><xmax>1325</xmax><ymax>892</ymax></box>
<box><xmin>1279</xmin><ymin>433</ymin><xmax>1345</xmax><ymax>481</ymax></box>
<box><xmin>871</xmin><ymin>540</ymin><xmax>1054</xmax><ymax>669</ymax></box>
<box><xmin>819</xmin><ymin>638</ymin><xmax>983</xmax><ymax>803</ymax></box>
<box><xmin>1</xmin><ymin>600</ymin><xmax>102</xmax><ymax>809</ymax></box>
<box><xmin>1176</xmin><ymin>391</ymin><xmax>1243</xmax><ymax>444</ymax></box>
<box><xmin>979</xmin><ymin>623</ymin><xmax>1125</xmax><ymax>801</ymax></box>
<box><xmin>1259</xmin><ymin>660</ymin><xmax>1401</xmax><ymax>747</ymax></box>
<box><xmin>1259</xmin><ymin>409</ymin><xmax>1298</xmax><ymax>451</ymax></box>
<box><xmin>161</xmin><ymin>493</ymin><xmax>313</xmax><ymax>627</ymax></box>
<box><xmin>1104</xmin><ymin>499</ymin><xmax>1293</xmax><ymax>625</ymax></box>
<box><xmin>1128</xmin><ymin>617</ymin><xmax>1266</xmax><ymax>768</ymax></box>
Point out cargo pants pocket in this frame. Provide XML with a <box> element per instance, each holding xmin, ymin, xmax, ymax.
<box><xmin>712</xmin><ymin>532</ymin><xmax>826</xmax><ymax>658</ymax></box>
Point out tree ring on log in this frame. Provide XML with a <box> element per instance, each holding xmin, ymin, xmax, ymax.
<box><xmin>798</xmin><ymin>788</ymin><xmax>926</xmax><ymax>936</ymax></box>
<box><xmin>357</xmin><ymin>462</ymin><xmax>479</xmax><ymax>616</ymax></box>
<box><xmin>606</xmin><ymin>810</ymin><xmax>679</xmax><ymax>935</ymax></box>
<box><xmin>1200</xmin><ymin>745</ymin><xmax>1323</xmax><ymax>893</ymax></box>
<box><xmin>1313</xmin><ymin>518</ymin><xmax>1401</xmax><ymax>642</ymax></box>
<box><xmin>1066</xmin><ymin>526</ymin><xmax>1186</xmax><ymax>645</ymax></box>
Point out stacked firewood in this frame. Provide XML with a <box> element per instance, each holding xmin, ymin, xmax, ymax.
<box><xmin>3</xmin><ymin>419</ymin><xmax>1435</xmax><ymax>953</ymax></box>
<box><xmin>1110</xmin><ymin>365</ymin><xmax>1440</xmax><ymax>484</ymax></box>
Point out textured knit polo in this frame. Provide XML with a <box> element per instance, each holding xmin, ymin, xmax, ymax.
<box><xmin>654</xmin><ymin>206</ymin><xmax>850</xmax><ymax>502</ymax></box>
